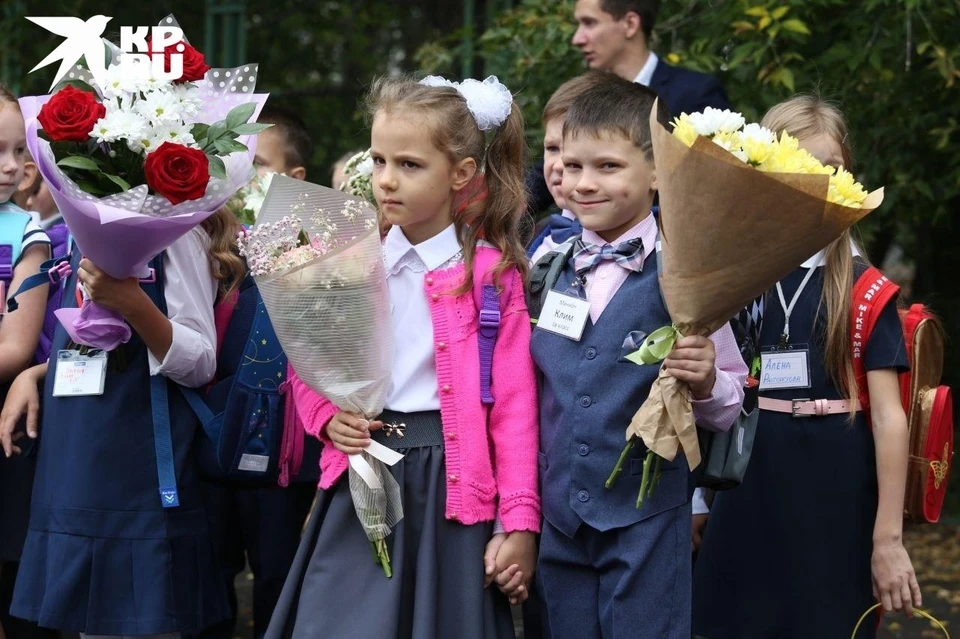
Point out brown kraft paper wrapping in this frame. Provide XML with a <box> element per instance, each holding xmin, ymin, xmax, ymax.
<box><xmin>626</xmin><ymin>100</ymin><xmax>884</xmax><ymax>470</ymax></box>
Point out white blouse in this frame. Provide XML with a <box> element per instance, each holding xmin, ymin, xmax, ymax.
<box><xmin>382</xmin><ymin>224</ymin><xmax>462</xmax><ymax>413</ymax></box>
<box><xmin>146</xmin><ymin>227</ymin><xmax>218</xmax><ymax>389</ymax></box>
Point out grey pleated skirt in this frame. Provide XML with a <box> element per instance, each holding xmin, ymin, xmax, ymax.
<box><xmin>264</xmin><ymin>410</ymin><xmax>515</xmax><ymax>639</ymax></box>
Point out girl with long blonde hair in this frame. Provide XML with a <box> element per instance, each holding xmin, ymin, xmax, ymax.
<box><xmin>692</xmin><ymin>95</ymin><xmax>920</xmax><ymax>639</ymax></box>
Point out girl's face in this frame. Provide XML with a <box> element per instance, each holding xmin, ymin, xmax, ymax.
<box><xmin>370</xmin><ymin>110</ymin><xmax>476</xmax><ymax>245</ymax></box>
<box><xmin>0</xmin><ymin>104</ymin><xmax>27</xmax><ymax>204</ymax></box>
<box><xmin>798</xmin><ymin>132</ymin><xmax>844</xmax><ymax>170</ymax></box>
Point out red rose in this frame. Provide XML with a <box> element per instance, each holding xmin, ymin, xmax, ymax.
<box><xmin>144</xmin><ymin>142</ymin><xmax>210</xmax><ymax>205</ymax></box>
<box><xmin>149</xmin><ymin>39</ymin><xmax>211</xmax><ymax>83</ymax></box>
<box><xmin>37</xmin><ymin>85</ymin><xmax>105</xmax><ymax>142</ymax></box>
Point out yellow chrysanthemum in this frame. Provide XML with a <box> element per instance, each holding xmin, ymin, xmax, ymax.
<box><xmin>827</xmin><ymin>166</ymin><xmax>869</xmax><ymax>208</ymax></box>
<box><xmin>671</xmin><ymin>114</ymin><xmax>699</xmax><ymax>147</ymax></box>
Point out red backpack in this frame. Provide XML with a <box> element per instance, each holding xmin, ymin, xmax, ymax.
<box><xmin>852</xmin><ymin>267</ymin><xmax>954</xmax><ymax>523</ymax></box>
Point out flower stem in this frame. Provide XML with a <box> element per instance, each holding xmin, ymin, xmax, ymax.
<box><xmin>372</xmin><ymin>538</ymin><xmax>393</xmax><ymax>578</ymax></box>
<box><xmin>605</xmin><ymin>437</ymin><xmax>637</xmax><ymax>489</ymax></box>
<box><xmin>636</xmin><ymin>449</ymin><xmax>654</xmax><ymax>509</ymax></box>
<box><xmin>651</xmin><ymin>454</ymin><xmax>662</xmax><ymax>492</ymax></box>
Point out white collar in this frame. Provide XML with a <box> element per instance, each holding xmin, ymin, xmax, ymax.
<box><xmin>561</xmin><ymin>208</ymin><xmax>576</xmax><ymax>220</ymax></box>
<box><xmin>383</xmin><ymin>223</ymin><xmax>461</xmax><ymax>272</ymax></box>
<box><xmin>633</xmin><ymin>51</ymin><xmax>659</xmax><ymax>87</ymax></box>
<box><xmin>801</xmin><ymin>239</ymin><xmax>862</xmax><ymax>268</ymax></box>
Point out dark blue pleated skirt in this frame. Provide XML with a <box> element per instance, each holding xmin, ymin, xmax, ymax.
<box><xmin>265</xmin><ymin>410</ymin><xmax>515</xmax><ymax>639</ymax></box>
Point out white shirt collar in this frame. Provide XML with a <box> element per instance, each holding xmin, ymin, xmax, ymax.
<box><xmin>633</xmin><ymin>51</ymin><xmax>659</xmax><ymax>87</ymax></box>
<box><xmin>561</xmin><ymin>209</ymin><xmax>576</xmax><ymax>220</ymax></box>
<box><xmin>384</xmin><ymin>223</ymin><xmax>462</xmax><ymax>273</ymax></box>
<box><xmin>801</xmin><ymin>239</ymin><xmax>862</xmax><ymax>268</ymax></box>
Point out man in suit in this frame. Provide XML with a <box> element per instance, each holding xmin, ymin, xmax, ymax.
<box><xmin>526</xmin><ymin>0</ymin><xmax>731</xmax><ymax>219</ymax></box>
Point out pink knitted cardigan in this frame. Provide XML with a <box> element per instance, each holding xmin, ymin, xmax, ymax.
<box><xmin>289</xmin><ymin>251</ymin><xmax>541</xmax><ymax>533</ymax></box>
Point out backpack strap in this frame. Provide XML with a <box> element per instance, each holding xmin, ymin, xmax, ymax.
<box><xmin>6</xmin><ymin>254</ymin><xmax>73</xmax><ymax>313</ymax></box>
<box><xmin>525</xmin><ymin>235</ymin><xmax>580</xmax><ymax>324</ymax></box>
<box><xmin>0</xmin><ymin>207</ymin><xmax>32</xmax><ymax>288</ymax></box>
<box><xmin>473</xmin><ymin>246</ymin><xmax>511</xmax><ymax>405</ymax></box>
<box><xmin>851</xmin><ymin>267</ymin><xmax>900</xmax><ymax>419</ymax></box>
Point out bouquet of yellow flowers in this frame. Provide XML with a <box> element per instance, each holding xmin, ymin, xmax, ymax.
<box><xmin>607</xmin><ymin>103</ymin><xmax>883</xmax><ymax>508</ymax></box>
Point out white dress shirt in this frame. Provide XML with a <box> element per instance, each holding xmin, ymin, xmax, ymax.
<box><xmin>147</xmin><ymin>227</ymin><xmax>218</xmax><ymax>389</ymax></box>
<box><xmin>633</xmin><ymin>51</ymin><xmax>660</xmax><ymax>87</ymax></box>
<box><xmin>382</xmin><ymin>224</ymin><xmax>463</xmax><ymax>413</ymax></box>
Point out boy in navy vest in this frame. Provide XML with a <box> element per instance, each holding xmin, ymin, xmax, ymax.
<box><xmin>530</xmin><ymin>74</ymin><xmax>747</xmax><ymax>638</ymax></box>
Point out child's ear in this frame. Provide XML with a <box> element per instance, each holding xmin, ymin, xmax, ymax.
<box><xmin>288</xmin><ymin>166</ymin><xmax>307</xmax><ymax>181</ymax></box>
<box><xmin>649</xmin><ymin>169</ymin><xmax>658</xmax><ymax>192</ymax></box>
<box><xmin>452</xmin><ymin>157</ymin><xmax>478</xmax><ymax>192</ymax></box>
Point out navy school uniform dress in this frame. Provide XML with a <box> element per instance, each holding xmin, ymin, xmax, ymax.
<box><xmin>691</xmin><ymin>261</ymin><xmax>908</xmax><ymax>639</ymax></box>
<box><xmin>530</xmin><ymin>250</ymin><xmax>693</xmax><ymax>639</ymax></box>
<box><xmin>11</xmin><ymin>249</ymin><xmax>230</xmax><ymax>636</ymax></box>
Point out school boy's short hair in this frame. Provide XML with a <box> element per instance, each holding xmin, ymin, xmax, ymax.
<box><xmin>541</xmin><ymin>71</ymin><xmax>618</xmax><ymax>126</ymax></box>
<box><xmin>563</xmin><ymin>75</ymin><xmax>669</xmax><ymax>161</ymax></box>
<box><xmin>258</xmin><ymin>105</ymin><xmax>313</xmax><ymax>169</ymax></box>
<box><xmin>600</xmin><ymin>0</ymin><xmax>660</xmax><ymax>40</ymax></box>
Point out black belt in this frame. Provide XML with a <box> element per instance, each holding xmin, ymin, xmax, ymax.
<box><xmin>371</xmin><ymin>409</ymin><xmax>444</xmax><ymax>449</ymax></box>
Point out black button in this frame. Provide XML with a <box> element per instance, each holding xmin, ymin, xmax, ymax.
<box><xmin>579</xmin><ymin>396</ymin><xmax>592</xmax><ymax>408</ymax></box>
<box><xmin>578</xmin><ymin>444</ymin><xmax>589</xmax><ymax>456</ymax></box>
<box><xmin>585</xmin><ymin>347</ymin><xmax>597</xmax><ymax>360</ymax></box>
<box><xmin>577</xmin><ymin>490</ymin><xmax>589</xmax><ymax>502</ymax></box>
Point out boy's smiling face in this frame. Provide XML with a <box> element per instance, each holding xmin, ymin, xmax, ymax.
<box><xmin>560</xmin><ymin>130</ymin><xmax>657</xmax><ymax>243</ymax></box>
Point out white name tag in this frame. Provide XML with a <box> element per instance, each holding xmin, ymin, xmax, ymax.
<box><xmin>53</xmin><ymin>350</ymin><xmax>108</xmax><ymax>397</ymax></box>
<box><xmin>759</xmin><ymin>349</ymin><xmax>811</xmax><ymax>390</ymax></box>
<box><xmin>536</xmin><ymin>290</ymin><xmax>590</xmax><ymax>341</ymax></box>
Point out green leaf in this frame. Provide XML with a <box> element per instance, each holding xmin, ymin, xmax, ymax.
<box><xmin>744</xmin><ymin>6</ymin><xmax>768</xmax><ymax>17</ymax></box>
<box><xmin>208</xmin><ymin>155</ymin><xmax>227</xmax><ymax>180</ymax></box>
<box><xmin>758</xmin><ymin>15</ymin><xmax>772</xmax><ymax>30</ymax></box>
<box><xmin>232</xmin><ymin>122</ymin><xmax>273</xmax><ymax>135</ymax></box>
<box><xmin>225</xmin><ymin>102</ymin><xmax>257</xmax><ymax>130</ymax></box>
<box><xmin>102</xmin><ymin>173</ymin><xmax>131</xmax><ymax>191</ymax></box>
<box><xmin>778</xmin><ymin>66</ymin><xmax>796</xmax><ymax>92</ymax></box>
<box><xmin>191</xmin><ymin>123</ymin><xmax>210</xmax><ymax>143</ymax></box>
<box><xmin>625</xmin><ymin>325</ymin><xmax>680</xmax><ymax>366</ymax></box>
<box><xmin>781</xmin><ymin>19</ymin><xmax>811</xmax><ymax>35</ymax></box>
<box><xmin>206</xmin><ymin>122</ymin><xmax>229</xmax><ymax>146</ymax></box>
<box><xmin>57</xmin><ymin>156</ymin><xmax>100</xmax><ymax>171</ymax></box>
<box><xmin>770</xmin><ymin>6</ymin><xmax>790</xmax><ymax>19</ymax></box>
<box><xmin>214</xmin><ymin>138</ymin><xmax>249</xmax><ymax>155</ymax></box>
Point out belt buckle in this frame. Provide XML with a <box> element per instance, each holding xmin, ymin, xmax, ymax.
<box><xmin>791</xmin><ymin>398</ymin><xmax>811</xmax><ymax>418</ymax></box>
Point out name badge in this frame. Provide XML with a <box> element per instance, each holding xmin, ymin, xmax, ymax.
<box><xmin>759</xmin><ymin>346</ymin><xmax>811</xmax><ymax>390</ymax></box>
<box><xmin>536</xmin><ymin>290</ymin><xmax>590</xmax><ymax>341</ymax></box>
<box><xmin>53</xmin><ymin>350</ymin><xmax>108</xmax><ymax>397</ymax></box>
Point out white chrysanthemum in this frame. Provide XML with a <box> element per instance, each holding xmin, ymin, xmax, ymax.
<box><xmin>120</xmin><ymin>56</ymin><xmax>172</xmax><ymax>94</ymax></box>
<box><xmin>146</xmin><ymin>122</ymin><xmax>197</xmax><ymax>152</ymax></box>
<box><xmin>101</xmin><ymin>63</ymin><xmax>141</xmax><ymax>99</ymax></box>
<box><xmin>169</xmin><ymin>84</ymin><xmax>204</xmax><ymax>120</ymax></box>
<box><xmin>90</xmin><ymin>109</ymin><xmax>149</xmax><ymax>144</ymax></box>
<box><xmin>740</xmin><ymin>122</ymin><xmax>776</xmax><ymax>145</ymax></box>
<box><xmin>357</xmin><ymin>156</ymin><xmax>374</xmax><ymax>177</ymax></box>
<box><xmin>688</xmin><ymin>107</ymin><xmax>746</xmax><ymax>137</ymax></box>
<box><xmin>136</xmin><ymin>90</ymin><xmax>183</xmax><ymax>125</ymax></box>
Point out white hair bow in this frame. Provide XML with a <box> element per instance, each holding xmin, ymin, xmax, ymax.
<box><xmin>419</xmin><ymin>75</ymin><xmax>513</xmax><ymax>131</ymax></box>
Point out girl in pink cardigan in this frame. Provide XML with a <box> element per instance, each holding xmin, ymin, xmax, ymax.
<box><xmin>264</xmin><ymin>75</ymin><xmax>540</xmax><ymax>639</ymax></box>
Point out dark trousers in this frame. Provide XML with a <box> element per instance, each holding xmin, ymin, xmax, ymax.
<box><xmin>192</xmin><ymin>483</ymin><xmax>316</xmax><ymax>639</ymax></box>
